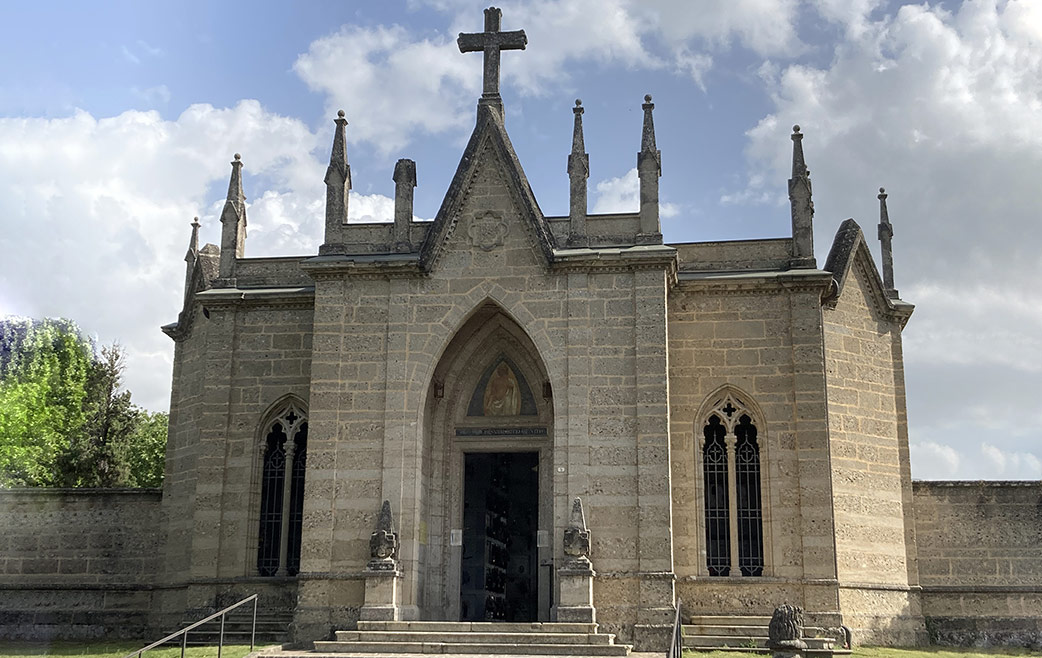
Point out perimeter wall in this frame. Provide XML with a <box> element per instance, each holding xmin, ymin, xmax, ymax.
<box><xmin>913</xmin><ymin>481</ymin><xmax>1042</xmax><ymax>648</ymax></box>
<box><xmin>0</xmin><ymin>489</ymin><xmax>161</xmax><ymax>640</ymax></box>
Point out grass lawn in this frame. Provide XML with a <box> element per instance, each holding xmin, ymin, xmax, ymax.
<box><xmin>685</xmin><ymin>650</ymin><xmax>1038</xmax><ymax>658</ymax></box>
<box><xmin>0</xmin><ymin>643</ymin><xmax>278</xmax><ymax>658</ymax></box>
<box><xmin>0</xmin><ymin>645</ymin><xmax>1037</xmax><ymax>658</ymax></box>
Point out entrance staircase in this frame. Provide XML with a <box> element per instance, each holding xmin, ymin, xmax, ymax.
<box><xmin>178</xmin><ymin>609</ymin><xmax>292</xmax><ymax>646</ymax></box>
<box><xmin>683</xmin><ymin>615</ymin><xmax>849</xmax><ymax>655</ymax></box>
<box><xmin>307</xmin><ymin>621</ymin><xmax>631</xmax><ymax>656</ymax></box>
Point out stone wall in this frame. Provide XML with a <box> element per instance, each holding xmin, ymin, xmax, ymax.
<box><xmin>914</xmin><ymin>481</ymin><xmax>1042</xmax><ymax>648</ymax></box>
<box><xmin>667</xmin><ymin>262</ymin><xmax>842</xmax><ymax>620</ymax></box>
<box><xmin>0</xmin><ymin>489</ymin><xmax>161</xmax><ymax>640</ymax></box>
<box><xmin>822</xmin><ymin>253</ymin><xmax>924</xmax><ymax>645</ymax></box>
<box><xmin>155</xmin><ymin>296</ymin><xmax>314</xmax><ymax>631</ymax></box>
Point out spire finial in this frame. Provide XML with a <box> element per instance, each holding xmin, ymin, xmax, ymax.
<box><xmin>636</xmin><ymin>93</ymin><xmax>662</xmax><ymax>243</ymax></box>
<box><xmin>187</xmin><ymin>217</ymin><xmax>200</xmax><ymax>259</ymax></box>
<box><xmin>183</xmin><ymin>217</ymin><xmax>201</xmax><ymax>297</ymax></box>
<box><xmin>321</xmin><ymin>110</ymin><xmax>352</xmax><ymax>254</ymax></box>
<box><xmin>641</xmin><ymin>94</ymin><xmax>657</xmax><ymax>153</ymax></box>
<box><xmin>568</xmin><ymin>97</ymin><xmax>589</xmax><ymax>245</ymax></box>
<box><xmin>393</xmin><ymin>158</ymin><xmax>417</xmax><ymax>253</ymax></box>
<box><xmin>226</xmin><ymin>153</ymin><xmax>245</xmax><ymax>203</ymax></box>
<box><xmin>219</xmin><ymin>155</ymin><xmax>247</xmax><ymax>281</ymax></box>
<box><xmin>878</xmin><ymin>186</ymin><xmax>898</xmax><ymax>298</ymax></box>
<box><xmin>787</xmin><ymin>124</ymin><xmax>815</xmax><ymax>268</ymax></box>
<box><xmin>572</xmin><ymin>98</ymin><xmax>586</xmax><ymax>154</ymax></box>
<box><xmin>790</xmin><ymin>125</ymin><xmax>807</xmax><ymax>179</ymax></box>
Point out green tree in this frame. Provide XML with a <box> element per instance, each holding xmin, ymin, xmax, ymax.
<box><xmin>0</xmin><ymin>317</ymin><xmax>167</xmax><ymax>488</ymax></box>
<box><xmin>0</xmin><ymin>318</ymin><xmax>92</xmax><ymax>486</ymax></box>
<box><xmin>123</xmin><ymin>409</ymin><xmax>169</xmax><ymax>488</ymax></box>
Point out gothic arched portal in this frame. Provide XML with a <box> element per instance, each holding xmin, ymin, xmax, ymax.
<box><xmin>418</xmin><ymin>301</ymin><xmax>555</xmax><ymax>622</ymax></box>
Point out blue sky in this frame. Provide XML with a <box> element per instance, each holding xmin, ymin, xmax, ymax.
<box><xmin>1</xmin><ymin>0</ymin><xmax>1040</xmax><ymax>480</ymax></box>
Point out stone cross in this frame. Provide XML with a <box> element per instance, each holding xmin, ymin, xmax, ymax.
<box><xmin>457</xmin><ymin>7</ymin><xmax>527</xmax><ymax>98</ymax></box>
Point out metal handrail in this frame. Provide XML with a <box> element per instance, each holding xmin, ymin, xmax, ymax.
<box><xmin>667</xmin><ymin>597</ymin><xmax>683</xmax><ymax>658</ymax></box>
<box><xmin>121</xmin><ymin>594</ymin><xmax>259</xmax><ymax>658</ymax></box>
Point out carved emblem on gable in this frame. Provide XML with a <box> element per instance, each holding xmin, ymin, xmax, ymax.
<box><xmin>467</xmin><ymin>211</ymin><xmax>509</xmax><ymax>251</ymax></box>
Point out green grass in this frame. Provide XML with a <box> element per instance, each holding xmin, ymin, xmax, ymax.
<box><xmin>684</xmin><ymin>650</ymin><xmax>1038</xmax><ymax>658</ymax></box>
<box><xmin>0</xmin><ymin>643</ymin><xmax>276</xmax><ymax>658</ymax></box>
<box><xmin>1</xmin><ymin>645</ymin><xmax>1036</xmax><ymax>658</ymax></box>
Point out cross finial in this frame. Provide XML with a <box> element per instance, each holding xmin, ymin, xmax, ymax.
<box><xmin>457</xmin><ymin>6</ymin><xmax>527</xmax><ymax>100</ymax></box>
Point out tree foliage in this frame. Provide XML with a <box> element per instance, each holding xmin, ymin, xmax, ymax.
<box><xmin>0</xmin><ymin>317</ymin><xmax>167</xmax><ymax>488</ymax></box>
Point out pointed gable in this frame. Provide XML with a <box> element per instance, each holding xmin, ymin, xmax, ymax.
<box><xmin>823</xmin><ymin>218</ymin><xmax>913</xmax><ymax>325</ymax></box>
<box><xmin>419</xmin><ymin>103</ymin><xmax>556</xmax><ymax>272</ymax></box>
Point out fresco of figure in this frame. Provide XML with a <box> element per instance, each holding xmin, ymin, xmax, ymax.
<box><xmin>483</xmin><ymin>362</ymin><xmax>521</xmax><ymax>416</ymax></box>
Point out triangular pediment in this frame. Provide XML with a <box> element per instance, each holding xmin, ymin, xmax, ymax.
<box><xmin>823</xmin><ymin>218</ymin><xmax>913</xmax><ymax>325</ymax></box>
<box><xmin>419</xmin><ymin>103</ymin><xmax>555</xmax><ymax>272</ymax></box>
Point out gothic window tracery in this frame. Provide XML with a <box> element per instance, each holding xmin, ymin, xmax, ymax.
<box><xmin>699</xmin><ymin>391</ymin><xmax>765</xmax><ymax>577</ymax></box>
<box><xmin>257</xmin><ymin>403</ymin><xmax>308</xmax><ymax>577</ymax></box>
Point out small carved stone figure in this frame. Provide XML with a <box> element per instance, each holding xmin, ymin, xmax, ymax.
<box><xmin>767</xmin><ymin>603</ymin><xmax>807</xmax><ymax>658</ymax></box>
<box><xmin>563</xmin><ymin>497</ymin><xmax>591</xmax><ymax>561</ymax></box>
<box><xmin>368</xmin><ymin>500</ymin><xmax>399</xmax><ymax>570</ymax></box>
<box><xmin>483</xmin><ymin>361</ymin><xmax>520</xmax><ymax>416</ymax></box>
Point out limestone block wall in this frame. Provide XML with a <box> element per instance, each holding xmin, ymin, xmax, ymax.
<box><xmin>822</xmin><ymin>257</ymin><xmax>923</xmax><ymax>645</ymax></box>
<box><xmin>296</xmin><ymin>139</ymin><xmax>675</xmax><ymax>646</ymax></box>
<box><xmin>667</xmin><ymin>270</ymin><xmax>841</xmax><ymax>622</ymax></box>
<box><xmin>155</xmin><ymin>299</ymin><xmax>314</xmax><ymax>629</ymax></box>
<box><xmin>0</xmin><ymin>489</ymin><xmax>161</xmax><ymax>640</ymax></box>
<box><xmin>914</xmin><ymin>481</ymin><xmax>1042</xmax><ymax>648</ymax></box>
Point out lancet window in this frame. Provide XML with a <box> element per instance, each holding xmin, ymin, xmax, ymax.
<box><xmin>699</xmin><ymin>391</ymin><xmax>764</xmax><ymax>577</ymax></box>
<box><xmin>257</xmin><ymin>402</ymin><xmax>308</xmax><ymax>577</ymax></box>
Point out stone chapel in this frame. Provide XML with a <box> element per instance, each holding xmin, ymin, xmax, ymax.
<box><xmin>4</xmin><ymin>6</ymin><xmax>1040</xmax><ymax>653</ymax></box>
<box><xmin>158</xmin><ymin>6</ymin><xmax>924</xmax><ymax>646</ymax></box>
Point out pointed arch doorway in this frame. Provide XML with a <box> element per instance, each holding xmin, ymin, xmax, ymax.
<box><xmin>420</xmin><ymin>302</ymin><xmax>554</xmax><ymax>622</ymax></box>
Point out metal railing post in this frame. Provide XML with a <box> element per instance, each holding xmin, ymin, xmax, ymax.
<box><xmin>667</xmin><ymin>598</ymin><xmax>683</xmax><ymax>658</ymax></box>
<box><xmin>119</xmin><ymin>594</ymin><xmax>260</xmax><ymax>658</ymax></box>
<box><xmin>218</xmin><ymin>612</ymin><xmax>225</xmax><ymax>658</ymax></box>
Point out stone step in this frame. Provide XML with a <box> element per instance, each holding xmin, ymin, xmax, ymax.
<box><xmin>313</xmin><ymin>641</ymin><xmax>630</xmax><ymax>655</ymax></box>
<box><xmin>685</xmin><ymin>624</ymin><xmax>772</xmax><ymax>637</ymax></box>
<box><xmin>684</xmin><ymin>615</ymin><xmax>772</xmax><ymax>626</ymax></box>
<box><xmin>336</xmin><ymin>631</ymin><xmax>613</xmax><ymax>645</ymax></box>
<box><xmin>683</xmin><ymin>648</ymin><xmax>851</xmax><ymax>657</ymax></box>
<box><xmin>357</xmin><ymin>621</ymin><xmax>600</xmax><ymax>634</ymax></box>
<box><xmin>681</xmin><ymin>635</ymin><xmax>836</xmax><ymax>650</ymax></box>
<box><xmin>176</xmin><ymin>613</ymin><xmax>292</xmax><ymax>646</ymax></box>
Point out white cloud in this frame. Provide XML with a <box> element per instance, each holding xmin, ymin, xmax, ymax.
<box><xmin>902</xmin><ymin>283</ymin><xmax>1042</xmax><ymax>373</ymax></box>
<box><xmin>911</xmin><ymin>440</ymin><xmax>1042</xmax><ymax>480</ymax></box>
<box><xmin>909</xmin><ymin>440</ymin><xmax>960</xmax><ymax>480</ymax></box>
<box><xmin>131</xmin><ymin>84</ymin><xmax>171</xmax><ymax>106</ymax></box>
<box><xmin>0</xmin><ymin>101</ymin><xmax>324</xmax><ymax>411</ymax></box>
<box><xmin>810</xmin><ymin>0</ymin><xmax>885</xmax><ymax>39</ymax></box>
<box><xmin>591</xmin><ymin>167</ymin><xmax>678</xmax><ymax>218</ymax></box>
<box><xmin>643</xmin><ymin>0</ymin><xmax>803</xmax><ymax>57</ymax></box>
<box><xmin>592</xmin><ymin>168</ymin><xmax>640</xmax><ymax>214</ymax></box>
<box><xmin>980</xmin><ymin>443</ymin><xmax>1042</xmax><ymax>480</ymax></box>
<box><xmin>293</xmin><ymin>25</ymin><xmax>477</xmax><ymax>157</ymax></box>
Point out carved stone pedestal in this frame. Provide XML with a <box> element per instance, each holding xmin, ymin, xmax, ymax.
<box><xmin>360</xmin><ymin>566</ymin><xmax>403</xmax><ymax>621</ymax></box>
<box><xmin>556</xmin><ymin>497</ymin><xmax>597</xmax><ymax>623</ymax></box>
<box><xmin>360</xmin><ymin>500</ymin><xmax>402</xmax><ymax>621</ymax></box>
<box><xmin>557</xmin><ymin>557</ymin><xmax>596</xmax><ymax>623</ymax></box>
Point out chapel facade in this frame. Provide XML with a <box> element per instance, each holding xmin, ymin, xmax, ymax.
<box><xmin>150</xmin><ymin>8</ymin><xmax>930</xmax><ymax>647</ymax></box>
